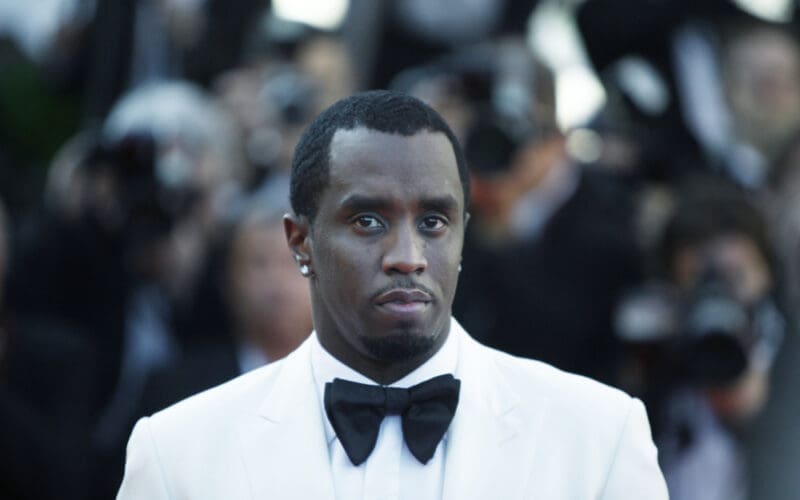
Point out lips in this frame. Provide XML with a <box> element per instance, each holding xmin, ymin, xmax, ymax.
<box><xmin>373</xmin><ymin>288</ymin><xmax>432</xmax><ymax>319</ymax></box>
<box><xmin>374</xmin><ymin>288</ymin><xmax>432</xmax><ymax>305</ymax></box>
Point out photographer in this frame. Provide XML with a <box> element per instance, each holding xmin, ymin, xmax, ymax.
<box><xmin>397</xmin><ymin>40</ymin><xmax>642</xmax><ymax>383</ymax></box>
<box><xmin>615</xmin><ymin>177</ymin><xmax>784</xmax><ymax>500</ymax></box>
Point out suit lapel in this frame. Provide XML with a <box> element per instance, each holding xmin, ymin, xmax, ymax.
<box><xmin>236</xmin><ymin>339</ymin><xmax>336</xmax><ymax>500</ymax></box>
<box><xmin>442</xmin><ymin>324</ymin><xmax>547</xmax><ymax>500</ymax></box>
<box><xmin>235</xmin><ymin>322</ymin><xmax>546</xmax><ymax>499</ymax></box>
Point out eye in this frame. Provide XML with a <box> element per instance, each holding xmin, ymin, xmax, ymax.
<box><xmin>352</xmin><ymin>214</ymin><xmax>384</xmax><ymax>232</ymax></box>
<box><xmin>419</xmin><ymin>215</ymin><xmax>447</xmax><ymax>232</ymax></box>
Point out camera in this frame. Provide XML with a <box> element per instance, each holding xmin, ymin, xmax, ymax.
<box><xmin>82</xmin><ymin>133</ymin><xmax>198</xmax><ymax>246</ymax></box>
<box><xmin>615</xmin><ymin>268</ymin><xmax>783</xmax><ymax>388</ymax></box>
<box><xmin>680</xmin><ymin>271</ymin><xmax>751</xmax><ymax>385</ymax></box>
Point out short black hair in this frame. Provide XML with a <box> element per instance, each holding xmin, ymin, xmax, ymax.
<box><xmin>289</xmin><ymin>90</ymin><xmax>470</xmax><ymax>220</ymax></box>
<box><xmin>660</xmin><ymin>175</ymin><xmax>772</xmax><ymax>278</ymax></box>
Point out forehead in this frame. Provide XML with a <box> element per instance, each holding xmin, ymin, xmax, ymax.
<box><xmin>324</xmin><ymin>127</ymin><xmax>463</xmax><ymax>208</ymax></box>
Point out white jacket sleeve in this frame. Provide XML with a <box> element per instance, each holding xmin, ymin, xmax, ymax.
<box><xmin>601</xmin><ymin>399</ymin><xmax>669</xmax><ymax>500</ymax></box>
<box><xmin>116</xmin><ymin>417</ymin><xmax>171</xmax><ymax>500</ymax></box>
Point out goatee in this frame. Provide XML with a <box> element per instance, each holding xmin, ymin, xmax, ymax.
<box><xmin>361</xmin><ymin>330</ymin><xmax>438</xmax><ymax>363</ymax></box>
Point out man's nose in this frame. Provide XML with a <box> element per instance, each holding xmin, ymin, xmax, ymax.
<box><xmin>382</xmin><ymin>222</ymin><xmax>427</xmax><ymax>275</ymax></box>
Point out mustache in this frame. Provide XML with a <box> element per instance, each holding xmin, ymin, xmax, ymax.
<box><xmin>371</xmin><ymin>279</ymin><xmax>436</xmax><ymax>301</ymax></box>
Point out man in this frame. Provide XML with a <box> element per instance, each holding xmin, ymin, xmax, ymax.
<box><xmin>137</xmin><ymin>195</ymin><xmax>313</xmax><ymax>415</ymax></box>
<box><xmin>117</xmin><ymin>90</ymin><xmax>668</xmax><ymax>499</ymax></box>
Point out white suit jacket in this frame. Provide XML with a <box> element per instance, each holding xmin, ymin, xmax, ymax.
<box><xmin>117</xmin><ymin>319</ymin><xmax>668</xmax><ymax>499</ymax></box>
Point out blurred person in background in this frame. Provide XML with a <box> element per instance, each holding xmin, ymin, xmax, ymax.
<box><xmin>746</xmin><ymin>129</ymin><xmax>800</xmax><ymax>500</ymax></box>
<box><xmin>214</xmin><ymin>14</ymin><xmax>356</xmax><ymax>191</ymax></box>
<box><xmin>8</xmin><ymin>132</ymin><xmax>133</xmax><ymax>414</ymax></box>
<box><xmin>56</xmin><ymin>0</ymin><xmax>270</xmax><ymax>119</ymax></box>
<box><xmin>0</xmin><ymin>0</ymin><xmax>89</xmax><ymax>218</ymax></box>
<box><xmin>721</xmin><ymin>19</ymin><xmax>800</xmax><ymax>179</ymax></box>
<box><xmin>5</xmin><ymin>80</ymin><xmax>245</xmax><ymax>498</ymax></box>
<box><xmin>614</xmin><ymin>177</ymin><xmax>783</xmax><ymax>500</ymax></box>
<box><xmin>359</xmin><ymin>0</ymin><xmax>539</xmax><ymax>89</ymax></box>
<box><xmin>0</xmin><ymin>195</ymin><xmax>97</xmax><ymax>500</ymax></box>
<box><xmin>100</xmin><ymin>191</ymin><xmax>313</xmax><ymax>497</ymax></box>
<box><xmin>101</xmin><ymin>81</ymin><xmax>244</xmax><ymax>304</ymax></box>
<box><xmin>0</xmin><ymin>0</ymin><xmax>268</xmax><ymax>217</ymax></box>
<box><xmin>220</xmin><ymin>198</ymin><xmax>312</xmax><ymax>362</ymax></box>
<box><xmin>577</xmin><ymin>0</ymin><xmax>800</xmax><ymax>189</ymax></box>
<box><xmin>138</xmin><ymin>192</ymin><xmax>312</xmax><ymax>416</ymax></box>
<box><xmin>93</xmin><ymin>82</ymin><xmax>245</xmax><ymax>497</ymax></box>
<box><xmin>400</xmin><ymin>39</ymin><xmax>641</xmax><ymax>384</ymax></box>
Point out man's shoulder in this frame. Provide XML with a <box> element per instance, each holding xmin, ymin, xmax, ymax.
<box><xmin>471</xmin><ymin>340</ymin><xmax>654</xmax><ymax>476</ymax></box>
<box><xmin>456</xmin><ymin>338</ymin><xmax>666</xmax><ymax>498</ymax></box>
<box><xmin>474</xmin><ymin>339</ymin><xmax>636</xmax><ymax>421</ymax></box>
<box><xmin>118</xmin><ymin>354</ymin><xmax>298</xmax><ymax>499</ymax></box>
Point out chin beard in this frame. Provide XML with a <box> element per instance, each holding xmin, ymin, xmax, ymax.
<box><xmin>361</xmin><ymin>330</ymin><xmax>439</xmax><ymax>363</ymax></box>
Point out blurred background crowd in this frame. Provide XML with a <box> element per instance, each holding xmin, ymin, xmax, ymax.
<box><xmin>2</xmin><ymin>0</ymin><xmax>800</xmax><ymax>499</ymax></box>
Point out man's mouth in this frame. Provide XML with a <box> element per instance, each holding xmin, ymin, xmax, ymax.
<box><xmin>373</xmin><ymin>288</ymin><xmax>432</xmax><ymax>316</ymax></box>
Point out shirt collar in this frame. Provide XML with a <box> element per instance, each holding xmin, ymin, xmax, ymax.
<box><xmin>311</xmin><ymin>317</ymin><xmax>460</xmax><ymax>446</ymax></box>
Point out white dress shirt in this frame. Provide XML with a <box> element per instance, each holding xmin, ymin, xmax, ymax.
<box><xmin>310</xmin><ymin>329</ymin><xmax>459</xmax><ymax>500</ymax></box>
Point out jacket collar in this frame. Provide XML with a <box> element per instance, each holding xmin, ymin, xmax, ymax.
<box><xmin>238</xmin><ymin>337</ymin><xmax>337</xmax><ymax>500</ymax></box>
<box><xmin>442</xmin><ymin>319</ymin><xmax>545</xmax><ymax>499</ymax></box>
<box><xmin>237</xmin><ymin>319</ymin><xmax>545</xmax><ymax>500</ymax></box>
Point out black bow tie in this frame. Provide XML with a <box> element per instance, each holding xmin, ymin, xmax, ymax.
<box><xmin>324</xmin><ymin>374</ymin><xmax>460</xmax><ymax>466</ymax></box>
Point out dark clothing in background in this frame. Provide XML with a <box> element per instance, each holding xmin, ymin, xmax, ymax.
<box><xmin>6</xmin><ymin>215</ymin><xmax>128</xmax><ymax>409</ymax></box>
<box><xmin>138</xmin><ymin>342</ymin><xmax>240</xmax><ymax>416</ymax></box>
<box><xmin>183</xmin><ymin>0</ymin><xmax>269</xmax><ymax>87</ymax></box>
<box><xmin>67</xmin><ymin>0</ymin><xmax>269</xmax><ymax>121</ymax></box>
<box><xmin>576</xmin><ymin>0</ymin><xmax>724</xmax><ymax>183</ymax></box>
<box><xmin>92</xmin><ymin>341</ymin><xmax>241</xmax><ymax>499</ymax></box>
<box><xmin>455</xmin><ymin>168</ymin><xmax>642</xmax><ymax>385</ymax></box>
<box><xmin>0</xmin><ymin>316</ymin><xmax>97</xmax><ymax>500</ymax></box>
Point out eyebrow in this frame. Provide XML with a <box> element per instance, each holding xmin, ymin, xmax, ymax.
<box><xmin>419</xmin><ymin>195</ymin><xmax>459</xmax><ymax>215</ymax></box>
<box><xmin>338</xmin><ymin>194</ymin><xmax>460</xmax><ymax>214</ymax></box>
<box><xmin>339</xmin><ymin>195</ymin><xmax>391</xmax><ymax>213</ymax></box>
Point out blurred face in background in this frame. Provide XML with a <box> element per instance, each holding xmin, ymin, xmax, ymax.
<box><xmin>670</xmin><ymin>232</ymin><xmax>774</xmax><ymax>422</ymax></box>
<box><xmin>670</xmin><ymin>233</ymin><xmax>771</xmax><ymax>307</ymax></box>
<box><xmin>215</xmin><ymin>35</ymin><xmax>356</xmax><ymax>182</ymax></box>
<box><xmin>227</xmin><ymin>215</ymin><xmax>312</xmax><ymax>358</ymax></box>
<box><xmin>146</xmin><ymin>211</ymin><xmax>208</xmax><ymax>303</ymax></box>
<box><xmin>724</xmin><ymin>25</ymin><xmax>800</xmax><ymax>158</ymax></box>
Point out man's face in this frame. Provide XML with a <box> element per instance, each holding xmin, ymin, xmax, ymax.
<box><xmin>289</xmin><ymin>127</ymin><xmax>466</xmax><ymax>380</ymax></box>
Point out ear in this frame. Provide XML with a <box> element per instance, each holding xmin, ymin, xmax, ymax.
<box><xmin>284</xmin><ymin>213</ymin><xmax>312</xmax><ymax>275</ymax></box>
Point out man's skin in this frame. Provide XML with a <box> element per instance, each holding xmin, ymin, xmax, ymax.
<box><xmin>284</xmin><ymin>127</ymin><xmax>468</xmax><ymax>385</ymax></box>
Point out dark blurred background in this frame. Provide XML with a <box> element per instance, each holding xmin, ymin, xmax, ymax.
<box><xmin>2</xmin><ymin>1</ymin><xmax>800</xmax><ymax>499</ymax></box>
